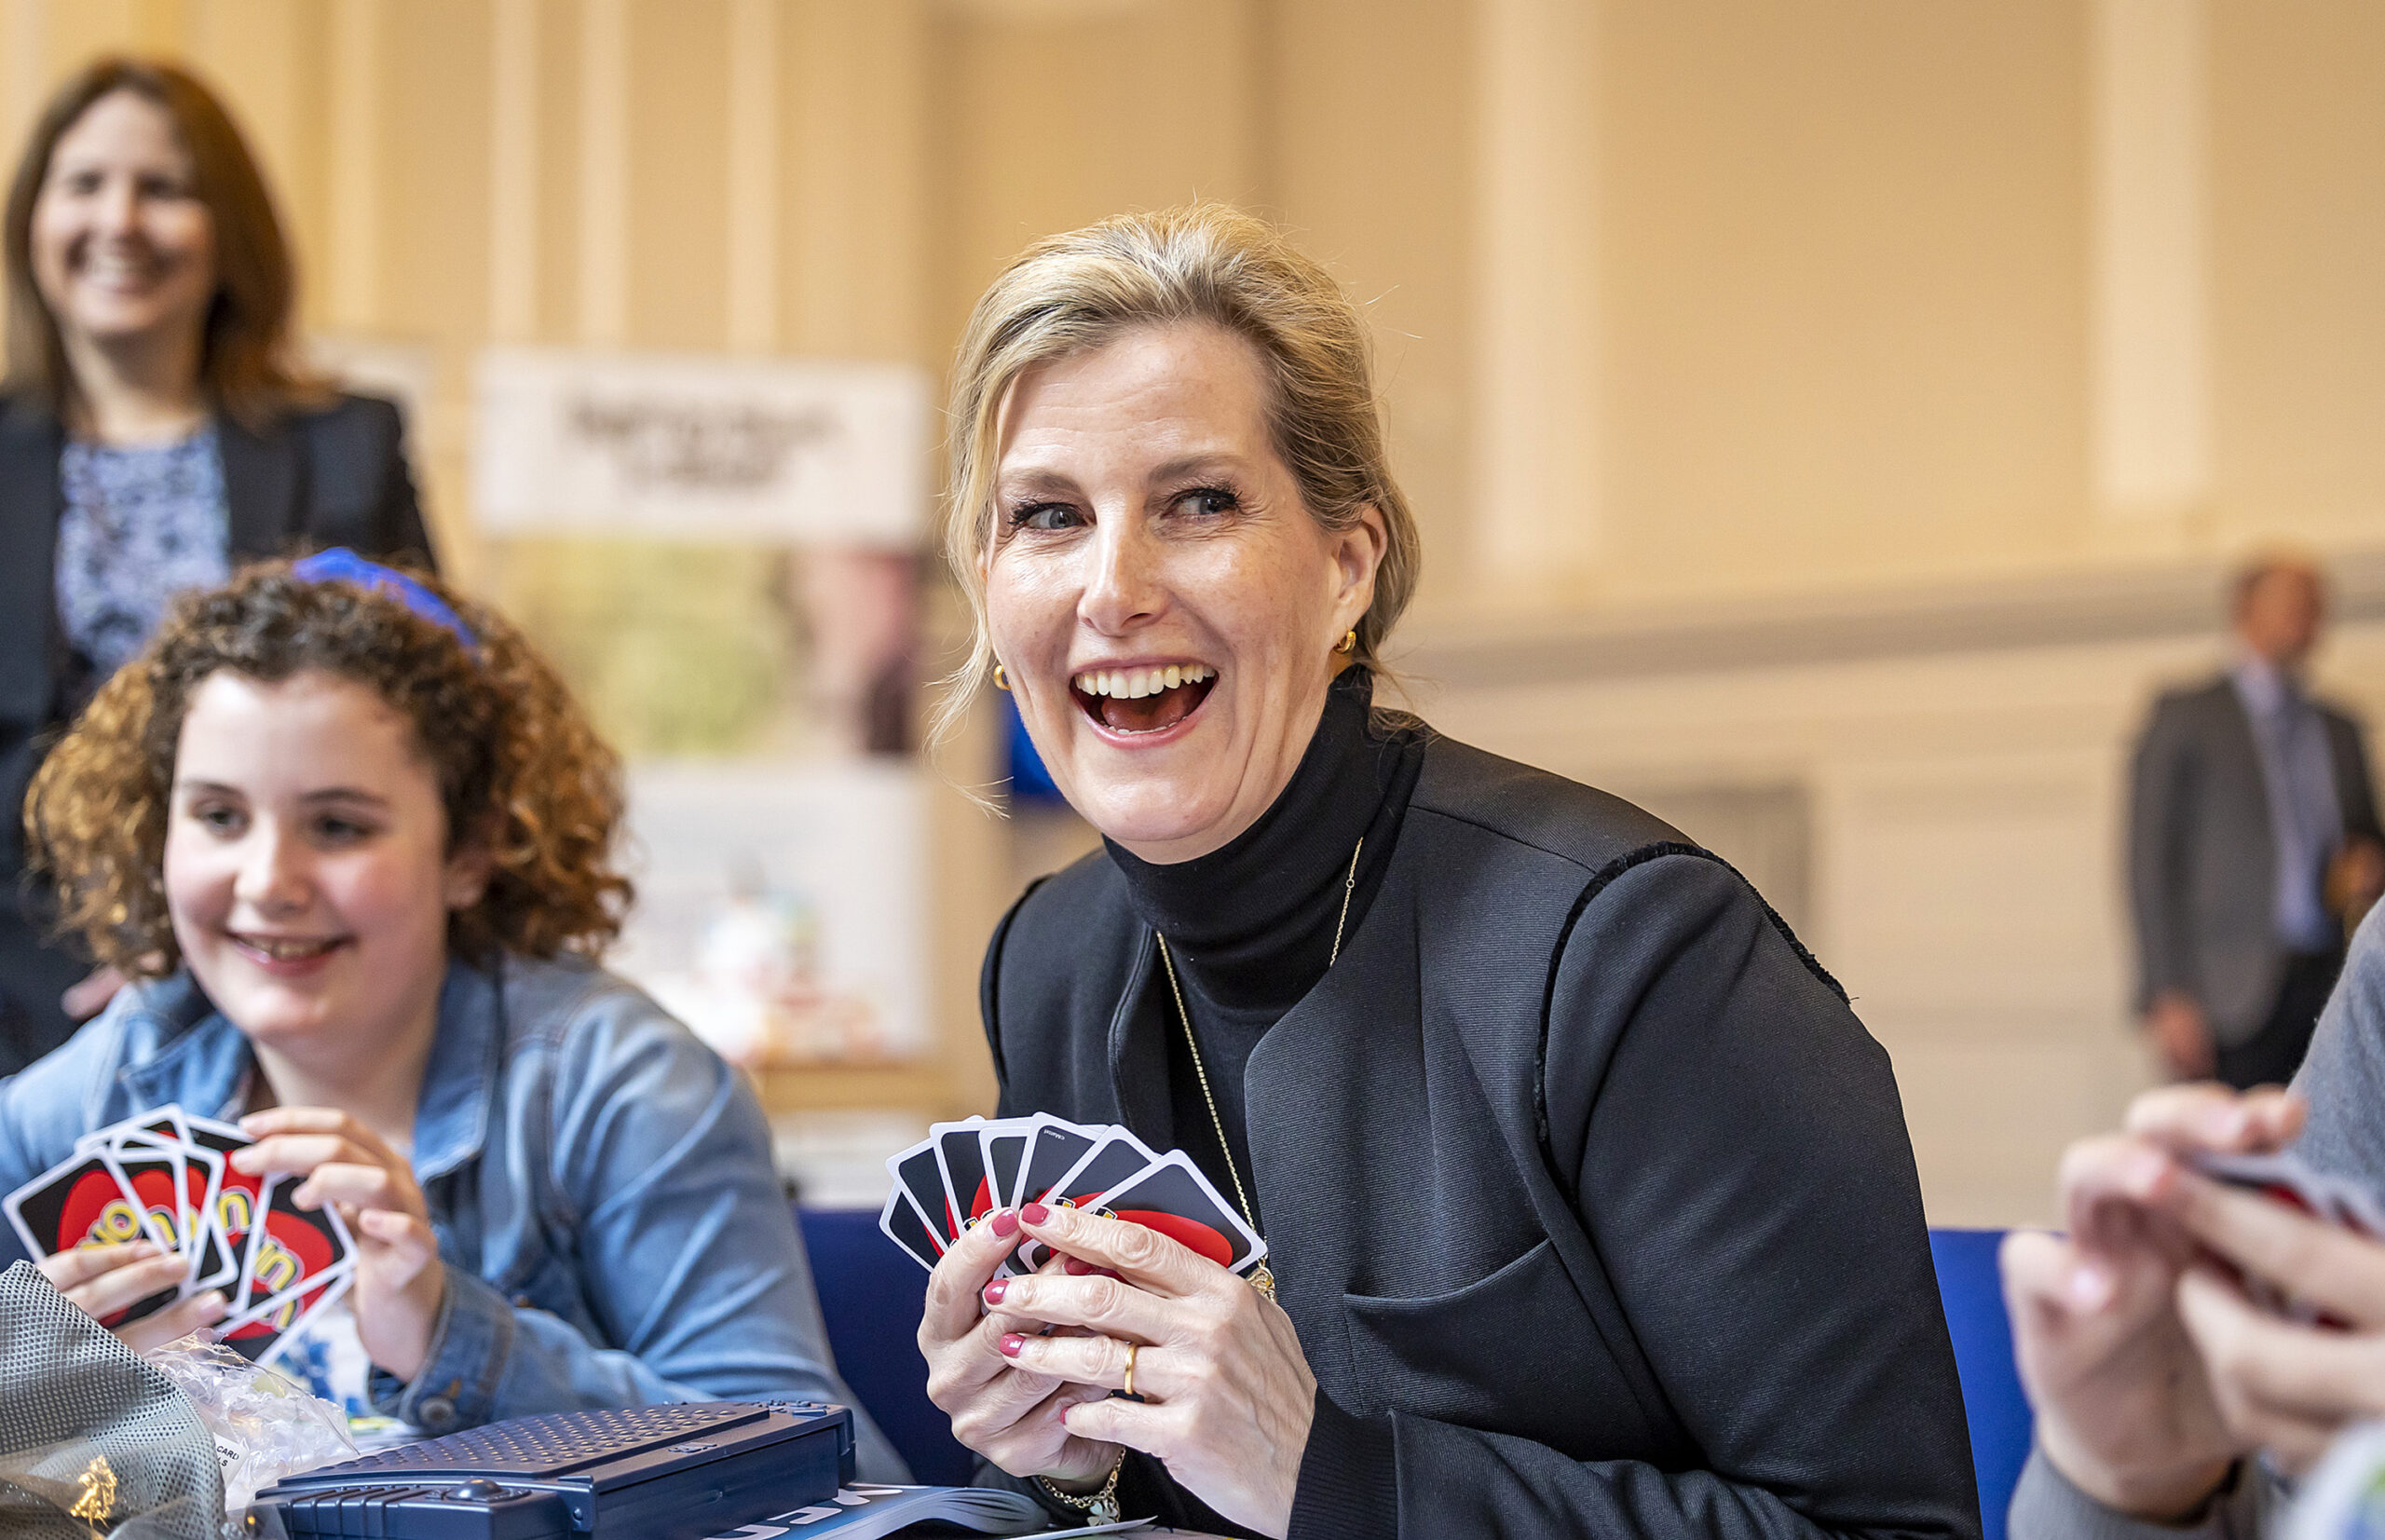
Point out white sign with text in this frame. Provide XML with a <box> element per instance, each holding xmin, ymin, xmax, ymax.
<box><xmin>472</xmin><ymin>346</ymin><xmax>930</xmax><ymax>544</ymax></box>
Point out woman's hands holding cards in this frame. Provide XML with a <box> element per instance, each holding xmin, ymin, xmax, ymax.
<box><xmin>2165</xmin><ymin>1147</ymin><xmax>2385</xmax><ymax>1470</ymax></box>
<box><xmin>236</xmin><ymin>1108</ymin><xmax>444</xmax><ymax>1381</ymax></box>
<box><xmin>987</xmin><ymin>1202</ymin><xmax>1315</xmax><ymax>1540</ymax></box>
<box><xmin>2001</xmin><ymin>1083</ymin><xmax>2302</xmax><ymax>1517</ymax></box>
<box><xmin>37</xmin><ymin>1240</ymin><xmax>226</xmax><ymax>1351</ymax></box>
<box><xmin>920</xmin><ymin>1206</ymin><xmax>1123</xmax><ymax>1491</ymax></box>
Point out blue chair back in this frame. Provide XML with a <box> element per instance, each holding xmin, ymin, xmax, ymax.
<box><xmin>1929</xmin><ymin>1227</ymin><xmax>2033</xmax><ymax>1540</ymax></box>
<box><xmin>797</xmin><ymin>1206</ymin><xmax>976</xmax><ymax>1486</ymax></box>
<box><xmin>800</xmin><ymin>1208</ymin><xmax>2037</xmax><ymax>1513</ymax></box>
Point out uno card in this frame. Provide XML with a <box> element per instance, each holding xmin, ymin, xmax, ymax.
<box><xmin>229</xmin><ymin>1172</ymin><xmax>354</xmax><ymax>1323</ymax></box>
<box><xmin>878</xmin><ymin>1185</ymin><xmax>946</xmax><ymax>1272</ymax></box>
<box><xmin>2190</xmin><ymin>1152</ymin><xmax>2329</xmax><ymax>1215</ymax></box>
<box><xmin>1085</xmin><ymin>1151</ymin><xmax>1265</xmax><ymax>1274</ymax></box>
<box><xmin>983</xmin><ymin>1126</ymin><xmax>1030</xmax><ymax>1215</ymax></box>
<box><xmin>893</xmin><ymin>1145</ymin><xmax>958</xmax><ymax>1244</ymax></box>
<box><xmin>1044</xmin><ymin>1131</ymin><xmax>1156</xmax><ymax>1216</ymax></box>
<box><xmin>934</xmin><ymin>1122</ymin><xmax>999</xmax><ymax>1236</ymax></box>
<box><xmin>1016</xmin><ymin>1122</ymin><xmax>1099</xmax><ymax>1210</ymax></box>
<box><xmin>78</xmin><ymin>1115</ymin><xmax>189</xmax><ymax>1254</ymax></box>
<box><xmin>3</xmin><ymin>1151</ymin><xmax>173</xmax><ymax>1325</ymax></box>
<box><xmin>2187</xmin><ymin>1150</ymin><xmax>2382</xmax><ymax>1322</ymax></box>
<box><xmin>1015</xmin><ymin>1131</ymin><xmax>1158</xmax><ymax>1272</ymax></box>
<box><xmin>221</xmin><ymin>1253</ymin><xmax>356</xmax><ymax>1367</ymax></box>
<box><xmin>167</xmin><ymin>1138</ymin><xmax>236</xmax><ymax>1292</ymax></box>
<box><xmin>110</xmin><ymin>1129</ymin><xmax>194</xmax><ymax>1256</ymax></box>
<box><xmin>251</xmin><ymin>1268</ymin><xmax>356</xmax><ymax>1370</ymax></box>
<box><xmin>100</xmin><ymin>1142</ymin><xmax>195</xmax><ymax>1259</ymax></box>
<box><xmin>184</xmin><ymin>1117</ymin><xmax>264</xmax><ymax>1282</ymax></box>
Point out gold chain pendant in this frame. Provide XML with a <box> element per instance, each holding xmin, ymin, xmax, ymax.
<box><xmin>1152</xmin><ymin>837</ymin><xmax>1356</xmax><ymax>1317</ymax></box>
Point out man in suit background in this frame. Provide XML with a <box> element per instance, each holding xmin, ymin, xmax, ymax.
<box><xmin>2130</xmin><ymin>553</ymin><xmax>2385</xmax><ymax>1088</ymax></box>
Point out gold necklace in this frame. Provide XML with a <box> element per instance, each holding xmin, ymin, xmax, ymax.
<box><xmin>1153</xmin><ymin>836</ymin><xmax>1362</xmax><ymax>1304</ymax></box>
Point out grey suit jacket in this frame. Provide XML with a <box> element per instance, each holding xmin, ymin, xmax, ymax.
<box><xmin>2128</xmin><ymin>675</ymin><xmax>2381</xmax><ymax>1044</ymax></box>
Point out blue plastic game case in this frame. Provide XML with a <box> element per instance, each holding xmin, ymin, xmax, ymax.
<box><xmin>245</xmin><ymin>1400</ymin><xmax>852</xmax><ymax>1540</ymax></box>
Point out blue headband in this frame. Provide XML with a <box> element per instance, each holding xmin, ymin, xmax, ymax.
<box><xmin>290</xmin><ymin>548</ymin><xmax>475</xmax><ymax>649</ymax></box>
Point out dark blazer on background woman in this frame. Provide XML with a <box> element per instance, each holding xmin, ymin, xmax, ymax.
<box><xmin>0</xmin><ymin>390</ymin><xmax>429</xmax><ymax>1073</ymax></box>
<box><xmin>982</xmin><ymin>729</ymin><xmax>1980</xmax><ymax>1540</ymax></box>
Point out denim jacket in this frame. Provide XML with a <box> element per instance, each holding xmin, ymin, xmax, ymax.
<box><xmin>0</xmin><ymin>953</ymin><xmax>902</xmax><ymax>1481</ymax></box>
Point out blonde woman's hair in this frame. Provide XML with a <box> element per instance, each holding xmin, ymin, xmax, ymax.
<box><xmin>933</xmin><ymin>203</ymin><xmax>1422</xmax><ymax>752</ymax></box>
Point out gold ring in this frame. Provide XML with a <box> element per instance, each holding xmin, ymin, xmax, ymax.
<box><xmin>1122</xmin><ymin>1341</ymin><xmax>1138</xmax><ymax>1399</ymax></box>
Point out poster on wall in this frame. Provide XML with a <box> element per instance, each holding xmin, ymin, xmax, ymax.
<box><xmin>466</xmin><ymin>346</ymin><xmax>937</xmax><ymax>1067</ymax></box>
<box><xmin>606</xmin><ymin>761</ymin><xmax>932</xmax><ymax>1068</ymax></box>
<box><xmin>471</xmin><ymin>345</ymin><xmax>931</xmax><ymax>545</ymax></box>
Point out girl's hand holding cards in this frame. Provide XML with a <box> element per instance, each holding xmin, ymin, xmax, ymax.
<box><xmin>235</xmin><ymin>1107</ymin><xmax>445</xmax><ymax>1382</ymax></box>
<box><xmin>36</xmin><ymin>1239</ymin><xmax>227</xmax><ymax>1353</ymax></box>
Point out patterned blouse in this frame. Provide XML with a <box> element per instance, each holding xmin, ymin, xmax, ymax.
<box><xmin>53</xmin><ymin>425</ymin><xmax>229</xmax><ymax>703</ymax></box>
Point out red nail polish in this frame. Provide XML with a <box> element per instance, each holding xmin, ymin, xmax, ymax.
<box><xmin>1022</xmin><ymin>1202</ymin><xmax>1050</xmax><ymax>1225</ymax></box>
<box><xmin>1064</xmin><ymin>1257</ymin><xmax>1092</xmax><ymax>1275</ymax></box>
<box><xmin>983</xmin><ymin>1279</ymin><xmax>1008</xmax><ymax>1305</ymax></box>
<box><xmin>1000</xmin><ymin>1333</ymin><xmax>1026</xmax><ymax>1356</ymax></box>
<box><xmin>990</xmin><ymin>1208</ymin><xmax>1018</xmax><ymax>1237</ymax></box>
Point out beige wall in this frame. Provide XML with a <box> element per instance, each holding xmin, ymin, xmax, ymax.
<box><xmin>11</xmin><ymin>1</ymin><xmax>2385</xmax><ymax>1218</ymax></box>
<box><xmin>13</xmin><ymin>2</ymin><xmax>2385</xmax><ymax>601</ymax></box>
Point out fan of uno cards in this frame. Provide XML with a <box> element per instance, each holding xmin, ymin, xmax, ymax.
<box><xmin>5</xmin><ymin>1103</ymin><xmax>355</xmax><ymax>1365</ymax></box>
<box><xmin>2188</xmin><ymin>1148</ymin><xmax>2385</xmax><ymax>1326</ymax></box>
<box><xmin>879</xmin><ymin>1114</ymin><xmax>1265</xmax><ymax>1287</ymax></box>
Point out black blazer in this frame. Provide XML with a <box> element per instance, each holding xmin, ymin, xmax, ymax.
<box><xmin>0</xmin><ymin>391</ymin><xmax>429</xmax><ymax>1067</ymax></box>
<box><xmin>2129</xmin><ymin>675</ymin><xmax>2380</xmax><ymax>1043</ymax></box>
<box><xmin>982</xmin><ymin>738</ymin><xmax>1980</xmax><ymax>1540</ymax></box>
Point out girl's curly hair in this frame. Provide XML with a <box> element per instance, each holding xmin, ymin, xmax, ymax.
<box><xmin>26</xmin><ymin>561</ymin><xmax>632</xmax><ymax>977</ymax></box>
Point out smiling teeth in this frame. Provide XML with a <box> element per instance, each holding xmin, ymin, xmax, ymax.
<box><xmin>1072</xmin><ymin>664</ymin><xmax>1214</xmax><ymax>699</ymax></box>
<box><xmin>243</xmin><ymin>936</ymin><xmax>337</xmax><ymax>961</ymax></box>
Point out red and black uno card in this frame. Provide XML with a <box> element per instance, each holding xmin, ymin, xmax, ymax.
<box><xmin>893</xmin><ymin>1146</ymin><xmax>957</xmax><ymax>1244</ymax></box>
<box><xmin>226</xmin><ymin>1173</ymin><xmax>353</xmax><ymax>1340</ymax></box>
<box><xmin>878</xmin><ymin>1186</ymin><xmax>945</xmax><ymax>1272</ymax></box>
<box><xmin>184</xmin><ymin>1118</ymin><xmax>263</xmax><ymax>1282</ymax></box>
<box><xmin>934</xmin><ymin>1123</ymin><xmax>998</xmax><ymax>1236</ymax></box>
<box><xmin>222</xmin><ymin>1254</ymin><xmax>356</xmax><ymax>1364</ymax></box>
<box><xmin>983</xmin><ymin>1127</ymin><xmax>1030</xmax><ymax>1215</ymax></box>
<box><xmin>169</xmin><ymin>1140</ymin><xmax>235</xmax><ymax>1291</ymax></box>
<box><xmin>1016</xmin><ymin>1122</ymin><xmax>1098</xmax><ymax>1210</ymax></box>
<box><xmin>2187</xmin><ymin>1151</ymin><xmax>2359</xmax><ymax>1322</ymax></box>
<box><xmin>1045</xmin><ymin>1132</ymin><xmax>1155</xmax><ymax>1215</ymax></box>
<box><xmin>1086</xmin><ymin>1151</ymin><xmax>1265</xmax><ymax>1274</ymax></box>
<box><xmin>1017</xmin><ymin>1131</ymin><xmax>1157</xmax><ymax>1271</ymax></box>
<box><xmin>102</xmin><ymin>1144</ymin><xmax>192</xmax><ymax>1258</ymax></box>
<box><xmin>243</xmin><ymin>1270</ymin><xmax>355</xmax><ymax>1370</ymax></box>
<box><xmin>3</xmin><ymin>1152</ymin><xmax>173</xmax><ymax>1325</ymax></box>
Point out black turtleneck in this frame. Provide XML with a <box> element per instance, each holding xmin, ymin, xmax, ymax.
<box><xmin>1104</xmin><ymin>667</ymin><xmax>1425</xmax><ymax>1227</ymax></box>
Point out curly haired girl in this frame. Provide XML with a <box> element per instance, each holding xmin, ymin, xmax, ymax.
<box><xmin>0</xmin><ymin>553</ymin><xmax>898</xmax><ymax>1475</ymax></box>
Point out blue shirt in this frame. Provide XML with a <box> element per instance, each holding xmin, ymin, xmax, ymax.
<box><xmin>53</xmin><ymin>426</ymin><xmax>230</xmax><ymax>703</ymax></box>
<box><xmin>0</xmin><ymin>952</ymin><xmax>903</xmax><ymax>1480</ymax></box>
<box><xmin>2231</xmin><ymin>654</ymin><xmax>2346</xmax><ymax>952</ymax></box>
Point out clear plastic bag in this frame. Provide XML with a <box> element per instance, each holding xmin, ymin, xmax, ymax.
<box><xmin>141</xmin><ymin>1337</ymin><xmax>355</xmax><ymax>1516</ymax></box>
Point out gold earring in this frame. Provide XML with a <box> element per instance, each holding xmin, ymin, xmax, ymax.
<box><xmin>1336</xmin><ymin>629</ymin><xmax>1358</xmax><ymax>655</ymax></box>
<box><xmin>993</xmin><ymin>662</ymin><xmax>1011</xmax><ymax>691</ymax></box>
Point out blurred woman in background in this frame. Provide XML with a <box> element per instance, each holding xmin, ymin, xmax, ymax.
<box><xmin>0</xmin><ymin>58</ymin><xmax>429</xmax><ymax>1073</ymax></box>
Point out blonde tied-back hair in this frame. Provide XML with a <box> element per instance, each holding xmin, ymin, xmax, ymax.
<box><xmin>933</xmin><ymin>204</ymin><xmax>1422</xmax><ymax>752</ymax></box>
